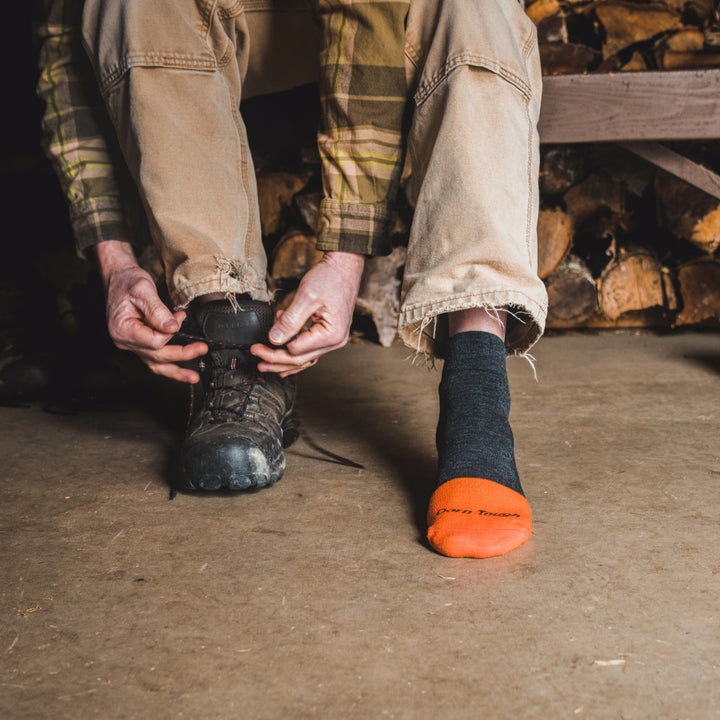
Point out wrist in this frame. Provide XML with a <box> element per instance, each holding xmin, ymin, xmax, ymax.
<box><xmin>324</xmin><ymin>251</ymin><xmax>365</xmax><ymax>274</ymax></box>
<box><xmin>94</xmin><ymin>240</ymin><xmax>139</xmax><ymax>277</ymax></box>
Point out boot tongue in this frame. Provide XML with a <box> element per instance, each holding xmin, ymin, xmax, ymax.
<box><xmin>195</xmin><ymin>298</ymin><xmax>273</xmax><ymax>346</ymax></box>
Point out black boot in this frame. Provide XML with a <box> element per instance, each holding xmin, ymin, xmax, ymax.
<box><xmin>179</xmin><ymin>298</ymin><xmax>298</xmax><ymax>491</ymax></box>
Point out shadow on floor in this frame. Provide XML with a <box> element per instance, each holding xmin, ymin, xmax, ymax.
<box><xmin>295</xmin><ymin>359</ymin><xmax>437</xmax><ymax>544</ymax></box>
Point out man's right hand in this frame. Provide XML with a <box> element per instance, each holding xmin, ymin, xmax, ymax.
<box><xmin>96</xmin><ymin>241</ymin><xmax>207</xmax><ymax>384</ymax></box>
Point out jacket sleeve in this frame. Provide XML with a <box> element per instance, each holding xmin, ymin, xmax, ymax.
<box><xmin>36</xmin><ymin>0</ymin><xmax>135</xmax><ymax>254</ymax></box>
<box><xmin>314</xmin><ymin>0</ymin><xmax>410</xmax><ymax>256</ymax></box>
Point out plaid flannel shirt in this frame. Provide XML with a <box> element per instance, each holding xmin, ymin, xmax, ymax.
<box><xmin>36</xmin><ymin>0</ymin><xmax>410</xmax><ymax>257</ymax></box>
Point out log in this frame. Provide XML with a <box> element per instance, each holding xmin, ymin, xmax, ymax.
<box><xmin>598</xmin><ymin>245</ymin><xmax>677</xmax><ymax>320</ymax></box>
<box><xmin>592</xmin><ymin>2</ymin><xmax>683</xmax><ymax>60</ymax></box>
<box><xmin>660</xmin><ymin>50</ymin><xmax>720</xmax><ymax>69</ymax></box>
<box><xmin>539</xmin><ymin>42</ymin><xmax>599</xmax><ymax>74</ymax></box>
<box><xmin>270</xmin><ymin>230</ymin><xmax>324</xmax><ymax>280</ymax></box>
<box><xmin>654</xmin><ymin>169</ymin><xmax>720</xmax><ymax>253</ymax></box>
<box><xmin>707</xmin><ymin>29</ymin><xmax>720</xmax><ymax>51</ymax></box>
<box><xmin>675</xmin><ymin>257</ymin><xmax>720</xmax><ymax>324</ymax></box>
<box><xmin>545</xmin><ymin>254</ymin><xmax>598</xmax><ymax>327</ymax></box>
<box><xmin>537</xmin><ymin>207</ymin><xmax>575</xmax><ymax>279</ymax></box>
<box><xmin>256</xmin><ymin>171</ymin><xmax>312</xmax><ymax>235</ymax></box>
<box><xmin>571</xmin><ymin>212</ymin><xmax>626</xmax><ymax>277</ymax></box>
<box><xmin>295</xmin><ymin>191</ymin><xmax>323</xmax><ymax>233</ymax></box>
<box><xmin>563</xmin><ymin>172</ymin><xmax>626</xmax><ymax>226</ymax></box>
<box><xmin>662</xmin><ymin>0</ymin><xmax>714</xmax><ymax>23</ymax></box>
<box><xmin>526</xmin><ymin>0</ymin><xmax>563</xmax><ymax>25</ymax></box>
<box><xmin>653</xmin><ymin>25</ymin><xmax>709</xmax><ymax>70</ymax></box>
<box><xmin>589</xmin><ymin>144</ymin><xmax>654</xmax><ymax>198</ymax></box>
<box><xmin>660</xmin><ymin>27</ymin><xmax>706</xmax><ymax>53</ymax></box>
<box><xmin>540</xmin><ymin>146</ymin><xmax>586</xmax><ymax>196</ymax></box>
<box><xmin>536</xmin><ymin>13</ymin><xmax>569</xmax><ymax>44</ymax></box>
<box><xmin>355</xmin><ymin>247</ymin><xmax>407</xmax><ymax>347</ymax></box>
<box><xmin>574</xmin><ymin>308</ymin><xmax>676</xmax><ymax>329</ymax></box>
<box><xmin>621</xmin><ymin>50</ymin><xmax>648</xmax><ymax>71</ymax></box>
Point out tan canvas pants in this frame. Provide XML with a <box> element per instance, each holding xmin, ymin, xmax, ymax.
<box><xmin>82</xmin><ymin>0</ymin><xmax>547</xmax><ymax>356</ymax></box>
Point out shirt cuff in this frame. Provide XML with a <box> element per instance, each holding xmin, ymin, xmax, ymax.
<box><xmin>69</xmin><ymin>198</ymin><xmax>134</xmax><ymax>253</ymax></box>
<box><xmin>316</xmin><ymin>199</ymin><xmax>394</xmax><ymax>256</ymax></box>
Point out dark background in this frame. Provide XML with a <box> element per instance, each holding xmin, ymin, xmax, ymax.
<box><xmin>2</xmin><ymin>5</ymin><xmax>99</xmax><ymax>372</ymax></box>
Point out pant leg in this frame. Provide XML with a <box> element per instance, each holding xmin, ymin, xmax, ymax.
<box><xmin>81</xmin><ymin>0</ymin><xmax>270</xmax><ymax>306</ymax></box>
<box><xmin>399</xmin><ymin>0</ymin><xmax>548</xmax><ymax>358</ymax></box>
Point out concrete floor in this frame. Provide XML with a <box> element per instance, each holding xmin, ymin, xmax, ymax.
<box><xmin>1</xmin><ymin>332</ymin><xmax>719</xmax><ymax>719</ymax></box>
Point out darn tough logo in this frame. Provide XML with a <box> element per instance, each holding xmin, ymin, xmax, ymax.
<box><xmin>436</xmin><ymin>508</ymin><xmax>521</xmax><ymax>518</ymax></box>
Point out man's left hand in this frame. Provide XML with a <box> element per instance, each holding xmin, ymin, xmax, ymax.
<box><xmin>251</xmin><ymin>251</ymin><xmax>365</xmax><ymax>376</ymax></box>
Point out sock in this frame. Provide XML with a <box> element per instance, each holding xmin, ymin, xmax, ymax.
<box><xmin>427</xmin><ymin>331</ymin><xmax>531</xmax><ymax>558</ymax></box>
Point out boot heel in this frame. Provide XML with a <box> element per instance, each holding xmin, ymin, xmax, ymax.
<box><xmin>282</xmin><ymin>413</ymin><xmax>300</xmax><ymax>448</ymax></box>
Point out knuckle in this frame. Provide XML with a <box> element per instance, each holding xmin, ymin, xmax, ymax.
<box><xmin>129</xmin><ymin>276</ymin><xmax>152</xmax><ymax>296</ymax></box>
<box><xmin>330</xmin><ymin>330</ymin><xmax>348</xmax><ymax>348</ymax></box>
<box><xmin>149</xmin><ymin>336</ymin><xmax>168</xmax><ymax>350</ymax></box>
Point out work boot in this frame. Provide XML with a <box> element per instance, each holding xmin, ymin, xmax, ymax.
<box><xmin>179</xmin><ymin>297</ymin><xmax>298</xmax><ymax>491</ymax></box>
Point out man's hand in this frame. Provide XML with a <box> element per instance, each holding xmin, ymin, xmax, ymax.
<box><xmin>251</xmin><ymin>251</ymin><xmax>365</xmax><ymax>376</ymax></box>
<box><xmin>96</xmin><ymin>241</ymin><xmax>207</xmax><ymax>384</ymax></box>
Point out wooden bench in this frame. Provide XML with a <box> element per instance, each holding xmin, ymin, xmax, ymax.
<box><xmin>538</xmin><ymin>68</ymin><xmax>720</xmax><ymax>199</ymax></box>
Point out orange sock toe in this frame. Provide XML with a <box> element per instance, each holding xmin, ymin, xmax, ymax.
<box><xmin>427</xmin><ymin>478</ymin><xmax>532</xmax><ymax>558</ymax></box>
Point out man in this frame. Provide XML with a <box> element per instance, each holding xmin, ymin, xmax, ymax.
<box><xmin>37</xmin><ymin>0</ymin><xmax>548</xmax><ymax>558</ymax></box>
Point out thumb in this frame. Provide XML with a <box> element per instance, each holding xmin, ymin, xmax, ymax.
<box><xmin>268</xmin><ymin>296</ymin><xmax>312</xmax><ymax>346</ymax></box>
<box><xmin>134</xmin><ymin>286</ymin><xmax>179</xmax><ymax>333</ymax></box>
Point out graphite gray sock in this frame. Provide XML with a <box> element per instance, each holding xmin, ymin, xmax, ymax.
<box><xmin>435</xmin><ymin>331</ymin><xmax>523</xmax><ymax>495</ymax></box>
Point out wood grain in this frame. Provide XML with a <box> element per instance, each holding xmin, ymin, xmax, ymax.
<box><xmin>539</xmin><ymin>69</ymin><xmax>720</xmax><ymax>143</ymax></box>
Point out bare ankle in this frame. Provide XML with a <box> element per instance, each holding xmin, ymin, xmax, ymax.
<box><xmin>447</xmin><ymin>307</ymin><xmax>507</xmax><ymax>341</ymax></box>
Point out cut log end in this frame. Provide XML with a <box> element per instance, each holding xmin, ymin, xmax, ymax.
<box><xmin>545</xmin><ymin>254</ymin><xmax>598</xmax><ymax>327</ymax></box>
<box><xmin>676</xmin><ymin>257</ymin><xmax>720</xmax><ymax>325</ymax></box>
<box><xmin>599</xmin><ymin>247</ymin><xmax>677</xmax><ymax>320</ymax></box>
<box><xmin>538</xmin><ymin>207</ymin><xmax>575</xmax><ymax>279</ymax></box>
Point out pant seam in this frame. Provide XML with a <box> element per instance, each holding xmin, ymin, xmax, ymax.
<box><xmin>520</xmin><ymin>24</ymin><xmax>537</xmax><ymax>62</ymax></box>
<box><xmin>173</xmin><ymin>274</ymin><xmax>269</xmax><ymax>307</ymax></box>
<box><xmin>400</xmin><ymin>289</ymin><xmax>547</xmax><ymax>317</ymax></box>
<box><xmin>217</xmin><ymin>2</ymin><xmax>245</xmax><ymax>21</ymax></box>
<box><xmin>197</xmin><ymin>0</ymin><xmax>214</xmax><ymax>41</ymax></box>
<box><xmin>414</xmin><ymin>52</ymin><xmax>531</xmax><ymax>107</ymax></box>
<box><xmin>227</xmin><ymin>95</ymin><xmax>256</xmax><ymax>259</ymax></box>
<box><xmin>525</xmin><ymin>97</ymin><xmax>534</xmax><ymax>267</ymax></box>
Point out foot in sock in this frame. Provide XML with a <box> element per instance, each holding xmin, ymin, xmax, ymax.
<box><xmin>427</xmin><ymin>331</ymin><xmax>531</xmax><ymax>558</ymax></box>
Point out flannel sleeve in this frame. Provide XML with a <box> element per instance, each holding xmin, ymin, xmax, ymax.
<box><xmin>314</xmin><ymin>0</ymin><xmax>410</xmax><ymax>256</ymax></box>
<box><xmin>36</xmin><ymin>0</ymin><xmax>135</xmax><ymax>254</ymax></box>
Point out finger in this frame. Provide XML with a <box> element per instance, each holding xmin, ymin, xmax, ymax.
<box><xmin>172</xmin><ymin>309</ymin><xmax>187</xmax><ymax>326</ymax></box>
<box><xmin>250</xmin><ymin>342</ymin><xmax>319</xmax><ymax>367</ymax></box>
<box><xmin>285</xmin><ymin>322</ymin><xmax>345</xmax><ymax>356</ymax></box>
<box><xmin>147</xmin><ymin>361</ymin><xmax>201</xmax><ymax>384</ymax></box>
<box><xmin>279</xmin><ymin>358</ymin><xmax>318</xmax><ymax>377</ymax></box>
<box><xmin>130</xmin><ymin>283</ymin><xmax>179</xmax><ymax>333</ymax></box>
<box><xmin>257</xmin><ymin>357</ymin><xmax>319</xmax><ymax>376</ymax></box>
<box><xmin>267</xmin><ymin>292</ymin><xmax>315</xmax><ymax>346</ymax></box>
<box><xmin>146</xmin><ymin>341</ymin><xmax>208</xmax><ymax>364</ymax></box>
<box><xmin>114</xmin><ymin>318</ymin><xmax>176</xmax><ymax>352</ymax></box>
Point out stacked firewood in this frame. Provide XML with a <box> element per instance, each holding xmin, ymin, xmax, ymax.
<box><xmin>525</xmin><ymin>0</ymin><xmax>720</xmax><ymax>74</ymax></box>
<box><xmin>538</xmin><ymin>143</ymin><xmax>720</xmax><ymax>328</ymax></box>
<box><xmin>256</xmin><ymin>141</ymin><xmax>720</xmax><ymax>343</ymax></box>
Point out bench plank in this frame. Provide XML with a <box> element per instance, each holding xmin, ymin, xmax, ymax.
<box><xmin>619</xmin><ymin>142</ymin><xmax>720</xmax><ymax>200</ymax></box>
<box><xmin>539</xmin><ymin>69</ymin><xmax>720</xmax><ymax>143</ymax></box>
